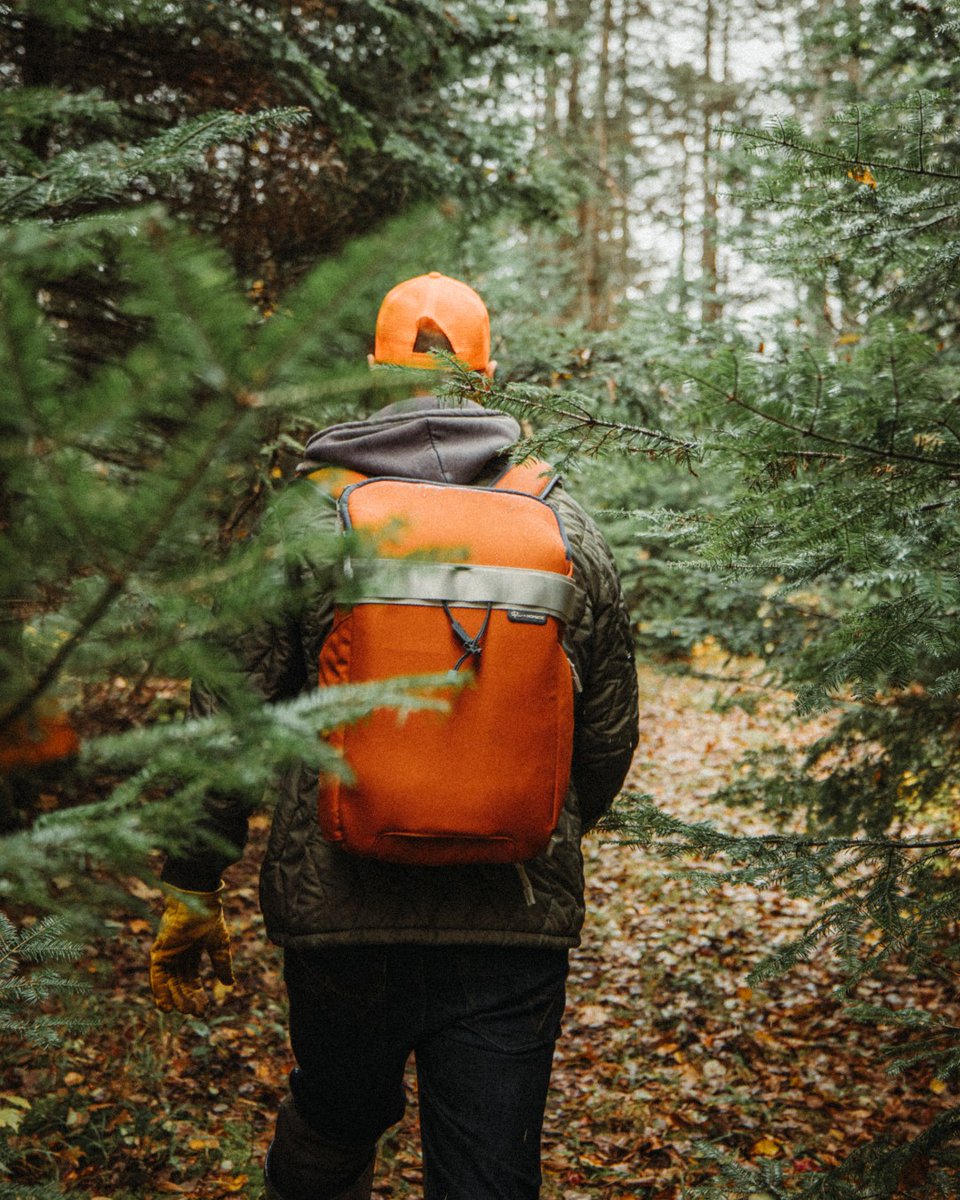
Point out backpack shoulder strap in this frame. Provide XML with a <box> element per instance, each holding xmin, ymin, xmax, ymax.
<box><xmin>489</xmin><ymin>458</ymin><xmax>559</xmax><ymax>499</ymax></box>
<box><xmin>305</xmin><ymin>466</ymin><xmax>368</xmax><ymax>501</ymax></box>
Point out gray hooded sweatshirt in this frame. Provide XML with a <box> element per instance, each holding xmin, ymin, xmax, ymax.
<box><xmin>163</xmin><ymin>397</ymin><xmax>639</xmax><ymax>948</ymax></box>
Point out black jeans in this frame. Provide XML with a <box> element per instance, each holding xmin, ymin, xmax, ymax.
<box><xmin>283</xmin><ymin>944</ymin><xmax>569</xmax><ymax>1200</ymax></box>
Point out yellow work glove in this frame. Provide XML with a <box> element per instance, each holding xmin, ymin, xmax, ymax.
<box><xmin>149</xmin><ymin>885</ymin><xmax>235</xmax><ymax>1016</ymax></box>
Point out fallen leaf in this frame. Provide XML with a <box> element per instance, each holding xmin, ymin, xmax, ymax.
<box><xmin>219</xmin><ymin>1175</ymin><xmax>249</xmax><ymax>1193</ymax></box>
<box><xmin>577</xmin><ymin>1004</ymin><xmax>607</xmax><ymax>1027</ymax></box>
<box><xmin>188</xmin><ymin>1136</ymin><xmax>220</xmax><ymax>1151</ymax></box>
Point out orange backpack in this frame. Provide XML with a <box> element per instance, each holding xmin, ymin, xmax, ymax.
<box><xmin>310</xmin><ymin>461</ymin><xmax>576</xmax><ymax>866</ymax></box>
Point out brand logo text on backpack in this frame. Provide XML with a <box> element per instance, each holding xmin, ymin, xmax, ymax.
<box><xmin>507</xmin><ymin>609</ymin><xmax>549</xmax><ymax>625</ymax></box>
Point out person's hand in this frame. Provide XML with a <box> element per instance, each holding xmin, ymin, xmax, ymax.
<box><xmin>149</xmin><ymin>885</ymin><xmax>234</xmax><ymax>1016</ymax></box>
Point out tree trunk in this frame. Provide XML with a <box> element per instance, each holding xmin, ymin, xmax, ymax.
<box><xmin>20</xmin><ymin>15</ymin><xmax>57</xmax><ymax>161</ymax></box>
<box><xmin>586</xmin><ymin>0</ymin><xmax>615</xmax><ymax>329</ymax></box>
<box><xmin>803</xmin><ymin>0</ymin><xmax>843</xmax><ymax>333</ymax></box>
<box><xmin>700</xmin><ymin>0</ymin><xmax>722</xmax><ymax>324</ymax></box>
<box><xmin>564</xmin><ymin>0</ymin><xmax>592</xmax><ymax>323</ymax></box>
<box><xmin>544</xmin><ymin>0</ymin><xmax>560</xmax><ymax>143</ymax></box>
<box><xmin>615</xmin><ymin>0</ymin><xmax>634</xmax><ymax>304</ymax></box>
<box><xmin>677</xmin><ymin>131</ymin><xmax>691</xmax><ymax>311</ymax></box>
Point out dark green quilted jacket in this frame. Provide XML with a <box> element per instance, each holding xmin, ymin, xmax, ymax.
<box><xmin>162</xmin><ymin>397</ymin><xmax>639</xmax><ymax>949</ymax></box>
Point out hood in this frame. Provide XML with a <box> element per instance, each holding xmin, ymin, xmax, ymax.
<box><xmin>298</xmin><ymin>396</ymin><xmax>521</xmax><ymax>485</ymax></box>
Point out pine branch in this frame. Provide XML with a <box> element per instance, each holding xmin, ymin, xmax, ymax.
<box><xmin>457</xmin><ymin>373</ymin><xmax>698</xmax><ymax>462</ymax></box>
<box><xmin>728</xmin><ymin>123</ymin><xmax>960</xmax><ymax>182</ymax></box>
<box><xmin>0</xmin><ymin>917</ymin><xmax>80</xmax><ymax>972</ymax></box>
<box><xmin>0</xmin><ymin>107</ymin><xmax>310</xmax><ymax>221</ymax></box>
<box><xmin>653</xmin><ymin>359</ymin><xmax>960</xmax><ymax>470</ymax></box>
<box><xmin>605</xmin><ymin>796</ymin><xmax>960</xmax><ymax>856</ymax></box>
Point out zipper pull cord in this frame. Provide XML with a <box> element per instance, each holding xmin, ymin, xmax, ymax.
<box><xmin>443</xmin><ymin>601</ymin><xmax>493</xmax><ymax>672</ymax></box>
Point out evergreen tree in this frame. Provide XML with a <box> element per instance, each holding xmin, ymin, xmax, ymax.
<box><xmin>0</xmin><ymin>0</ymin><xmax>550</xmax><ymax>1018</ymax></box>
<box><xmin>12</xmin><ymin>0</ymin><xmax>960</xmax><ymax>1192</ymax></box>
<box><xmin>0</xmin><ymin>214</ymin><xmax>469</xmax><ymax>1200</ymax></box>
<box><xmin>0</xmin><ymin>208</ymin><xmax>462</xmax><ymax>904</ymax></box>
<box><xmin>446</xmin><ymin>1</ymin><xmax>960</xmax><ymax>1191</ymax></box>
<box><xmin>1</xmin><ymin>0</ymin><xmax>552</xmax><ymax>358</ymax></box>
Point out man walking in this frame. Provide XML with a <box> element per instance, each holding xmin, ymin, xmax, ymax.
<box><xmin>150</xmin><ymin>272</ymin><xmax>639</xmax><ymax>1200</ymax></box>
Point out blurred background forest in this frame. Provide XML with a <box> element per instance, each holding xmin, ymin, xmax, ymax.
<box><xmin>3</xmin><ymin>0</ymin><xmax>960</xmax><ymax>1197</ymax></box>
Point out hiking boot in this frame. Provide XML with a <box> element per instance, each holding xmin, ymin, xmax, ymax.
<box><xmin>264</xmin><ymin>1147</ymin><xmax>374</xmax><ymax>1200</ymax></box>
<box><xmin>263</xmin><ymin>1095</ymin><xmax>375</xmax><ymax>1200</ymax></box>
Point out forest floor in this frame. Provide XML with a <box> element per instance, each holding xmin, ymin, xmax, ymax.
<box><xmin>4</xmin><ymin>660</ymin><xmax>958</xmax><ymax>1199</ymax></box>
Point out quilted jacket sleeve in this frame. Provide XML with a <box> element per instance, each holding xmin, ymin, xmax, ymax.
<box><xmin>554</xmin><ymin>490</ymin><xmax>639</xmax><ymax>831</ymax></box>
<box><xmin>159</xmin><ymin>613</ymin><xmax>309</xmax><ymax>892</ymax></box>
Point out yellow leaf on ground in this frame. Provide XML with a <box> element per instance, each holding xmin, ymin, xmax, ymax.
<box><xmin>188</xmin><ymin>1136</ymin><xmax>220</xmax><ymax>1151</ymax></box>
<box><xmin>219</xmin><ymin>1175</ymin><xmax>249</xmax><ymax>1193</ymax></box>
<box><xmin>751</xmin><ymin>1136</ymin><xmax>782</xmax><ymax>1158</ymax></box>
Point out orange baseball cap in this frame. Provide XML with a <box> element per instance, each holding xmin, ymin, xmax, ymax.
<box><xmin>373</xmin><ymin>272</ymin><xmax>491</xmax><ymax>370</ymax></box>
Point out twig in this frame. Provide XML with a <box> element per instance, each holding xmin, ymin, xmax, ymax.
<box><xmin>917</xmin><ymin>91</ymin><xmax>925</xmax><ymax>174</ymax></box>
<box><xmin>501</xmin><ymin>390</ymin><xmax>696</xmax><ymax>453</ymax></box>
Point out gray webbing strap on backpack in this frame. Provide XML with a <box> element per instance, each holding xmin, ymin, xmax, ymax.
<box><xmin>348</xmin><ymin>561</ymin><xmax>577</xmax><ymax>623</ymax></box>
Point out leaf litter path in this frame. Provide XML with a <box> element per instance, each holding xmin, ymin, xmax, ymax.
<box><xmin>543</xmin><ymin>665</ymin><xmax>956</xmax><ymax>1199</ymax></box>
<box><xmin>8</xmin><ymin>666</ymin><xmax>956</xmax><ymax>1198</ymax></box>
